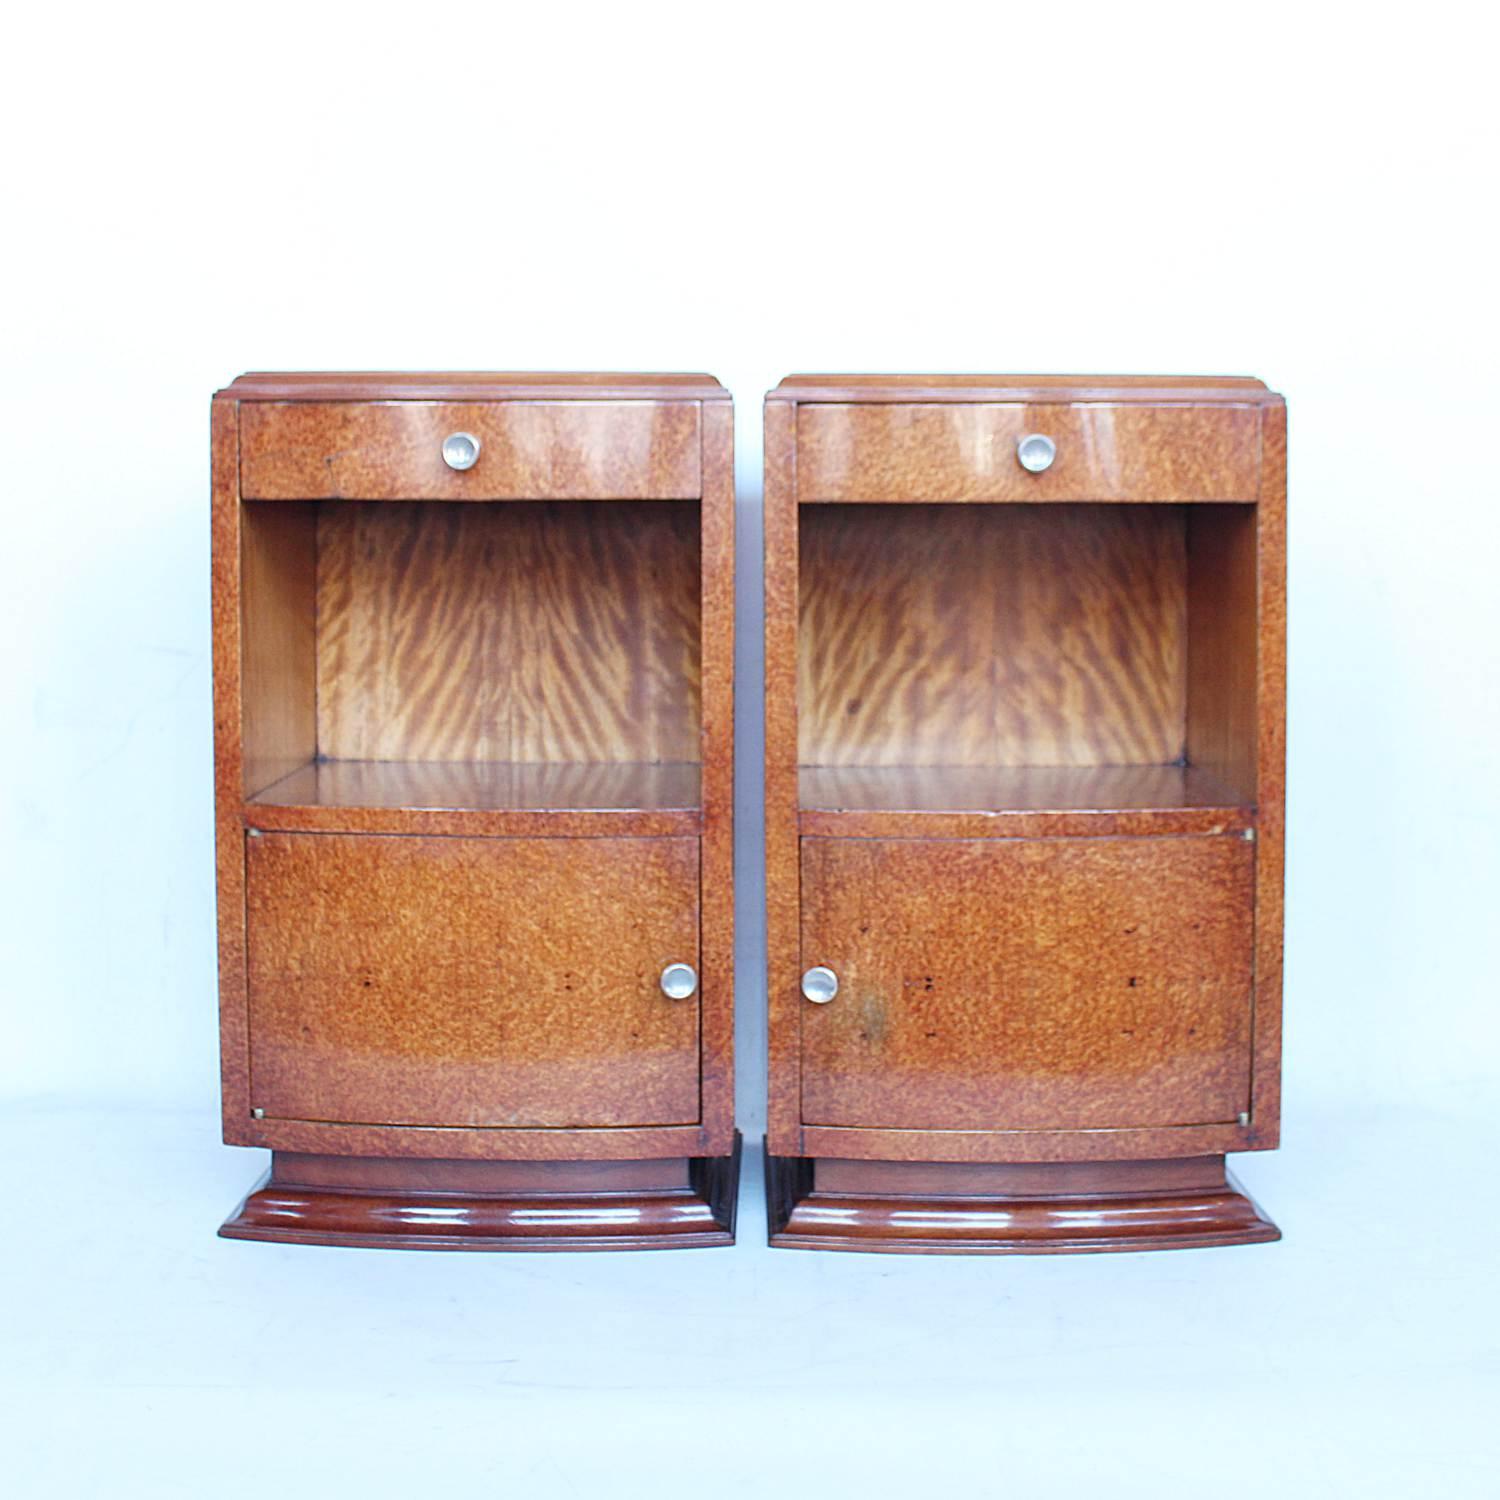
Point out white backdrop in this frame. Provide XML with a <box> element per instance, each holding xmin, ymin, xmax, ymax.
<box><xmin>3</xmin><ymin>2</ymin><xmax>1497</xmax><ymax>1494</ymax></box>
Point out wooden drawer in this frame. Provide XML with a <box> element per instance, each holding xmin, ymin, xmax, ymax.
<box><xmin>799</xmin><ymin>834</ymin><xmax>1254</xmax><ymax>1132</ymax></box>
<box><xmin>796</xmin><ymin>402</ymin><xmax>1260</xmax><ymax>502</ymax></box>
<box><xmin>239</xmin><ymin>400</ymin><xmax>702</xmax><ymax>500</ymax></box>
<box><xmin>245</xmin><ymin>831</ymin><xmax>701</xmax><ymax>1129</ymax></box>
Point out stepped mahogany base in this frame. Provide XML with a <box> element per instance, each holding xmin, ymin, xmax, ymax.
<box><xmin>766</xmin><ymin>1152</ymin><xmax>1278</xmax><ymax>1255</ymax></box>
<box><xmin>221</xmin><ymin>1135</ymin><xmax>740</xmax><ymax>1251</ymax></box>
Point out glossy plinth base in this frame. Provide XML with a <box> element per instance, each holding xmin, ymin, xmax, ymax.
<box><xmin>766</xmin><ymin>1152</ymin><xmax>1278</xmax><ymax>1255</ymax></box>
<box><xmin>221</xmin><ymin>1135</ymin><xmax>740</xmax><ymax>1251</ymax></box>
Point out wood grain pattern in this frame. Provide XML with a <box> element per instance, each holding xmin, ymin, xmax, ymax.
<box><xmin>763</xmin><ymin>398</ymin><xmax>804</xmax><ymax>1157</ymax></box>
<box><xmin>796</xmin><ymin>403</ymin><xmax>1260</xmax><ymax>503</ymax></box>
<box><xmin>273</xmin><ymin>1152</ymin><xmax>694</xmax><ymax>1190</ymax></box>
<box><xmin>1250</xmin><ymin>402</ymin><xmax>1288</xmax><ymax>1146</ymax></box>
<box><xmin>799</xmin><ymin>1121</ymin><xmax>1255</xmax><ymax>1163</ymax></box>
<box><xmin>241</xmin><ymin>400</ymin><xmax>701</xmax><ymax>501</ymax></box>
<box><xmin>800</xmin><ymin>762</ymin><xmax>1245</xmax><ymax>813</ymax></box>
<box><xmin>239</xmin><ymin>501</ymin><xmax>316</xmax><ymax>798</ymax></box>
<box><xmin>313</xmin><ymin>500</ymin><xmax>700</xmax><ymax>764</ymax></box>
<box><xmin>221</xmin><ymin>1140</ymin><xmax>740</xmax><ymax>1251</ymax></box>
<box><xmin>216</xmin><ymin>376</ymin><xmax>737</xmax><ymax>1211</ymax></box>
<box><xmin>233</xmin><ymin>1118</ymin><xmax>715</xmax><ymax>1161</ymax></box>
<box><xmin>1186</xmin><ymin>504</ymin><xmax>1259</xmax><ymax>803</ymax></box>
<box><xmin>772</xmin><ymin>374</ymin><xmax>1278</xmax><ymax>405</ymax></box>
<box><xmin>799</xmin><ymin>835</ymin><xmax>1254</xmax><ymax>1133</ymax></box>
<box><xmin>766</xmin><ymin>1151</ymin><xmax>1278</xmax><ymax>1253</ymax></box>
<box><xmin>697</xmin><ymin>399</ymin><xmax>736</xmax><ymax>1154</ymax></box>
<box><xmin>246</xmin><ymin>759</ymin><xmax>700</xmax><ymax>838</ymax></box>
<box><xmin>246</xmin><ymin>832</ymin><xmax>701</xmax><ymax>1129</ymax></box>
<box><xmin>763</xmin><ymin>375</ymin><xmax>1284</xmax><ymax>1246</ymax></box>
<box><xmin>212</xmin><ymin>398</ymin><xmax>253</xmax><ymax>1141</ymax></box>
<box><xmin>224</xmin><ymin>372</ymin><xmax>726</xmax><ymax>402</ymax></box>
<box><xmin>799</xmin><ymin>503</ymin><xmax>1188</xmax><ymax>769</ymax></box>
<box><xmin>798</xmin><ymin>763</ymin><xmax>1251</xmax><ymax>840</ymax></box>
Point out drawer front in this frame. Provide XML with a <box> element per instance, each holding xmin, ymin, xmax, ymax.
<box><xmin>240</xmin><ymin>400</ymin><xmax>701</xmax><ymax>500</ymax></box>
<box><xmin>799</xmin><ymin>835</ymin><xmax>1253</xmax><ymax>1131</ymax></box>
<box><xmin>796</xmin><ymin>403</ymin><xmax>1260</xmax><ymax>502</ymax></box>
<box><xmin>246</xmin><ymin>832</ymin><xmax>701</xmax><ymax>1128</ymax></box>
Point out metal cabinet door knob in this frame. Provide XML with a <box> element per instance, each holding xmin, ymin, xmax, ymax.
<box><xmin>801</xmin><ymin>966</ymin><xmax>839</xmax><ymax>1004</ymax></box>
<box><xmin>441</xmin><ymin>431</ymin><xmax>481</xmax><ymax>471</ymax></box>
<box><xmin>1016</xmin><ymin>433</ymin><xmax>1057</xmax><ymax>473</ymax></box>
<box><xmin>660</xmin><ymin>962</ymin><xmax>698</xmax><ymax>1000</ymax></box>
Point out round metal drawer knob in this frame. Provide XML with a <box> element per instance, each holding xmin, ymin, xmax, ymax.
<box><xmin>801</xmin><ymin>965</ymin><xmax>839</xmax><ymax>1004</ymax></box>
<box><xmin>441</xmin><ymin>431</ymin><xmax>481</xmax><ymax>471</ymax></box>
<box><xmin>1016</xmin><ymin>432</ymin><xmax>1057</xmax><ymax>473</ymax></box>
<box><xmin>660</xmin><ymin>962</ymin><xmax>698</xmax><ymax>1000</ymax></box>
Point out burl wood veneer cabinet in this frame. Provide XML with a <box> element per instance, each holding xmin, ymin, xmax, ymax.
<box><xmin>764</xmin><ymin>375</ymin><xmax>1286</xmax><ymax>1253</ymax></box>
<box><xmin>212</xmin><ymin>372</ymin><xmax>737</xmax><ymax>1249</ymax></box>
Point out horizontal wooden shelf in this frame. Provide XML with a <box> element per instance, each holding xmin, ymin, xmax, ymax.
<box><xmin>245</xmin><ymin>759</ymin><xmax>702</xmax><ymax>838</ymax></box>
<box><xmin>798</xmin><ymin>763</ymin><xmax>1253</xmax><ymax>839</ymax></box>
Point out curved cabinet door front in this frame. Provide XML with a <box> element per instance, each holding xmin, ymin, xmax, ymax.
<box><xmin>245</xmin><ymin>832</ymin><xmax>700</xmax><ymax>1129</ymax></box>
<box><xmin>799</xmin><ymin>834</ymin><xmax>1253</xmax><ymax>1133</ymax></box>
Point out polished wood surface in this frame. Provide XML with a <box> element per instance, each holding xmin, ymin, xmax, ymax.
<box><xmin>239</xmin><ymin>502</ymin><xmax>316</xmax><ymax>798</ymax></box>
<box><xmin>800</xmin><ymin>834</ymin><xmax>1254</xmax><ymax>1132</ymax></box>
<box><xmin>246</xmin><ymin>832</ymin><xmax>700</xmax><ymax>1129</ymax></box>
<box><xmin>762</xmin><ymin>397</ymin><xmax>804</xmax><ymax>1157</ymax></box>
<box><xmin>241</xmin><ymin>400</ymin><xmax>701</xmax><ymax>500</ymax></box>
<box><xmin>796</xmin><ymin>403</ymin><xmax>1260</xmax><ymax>503</ymax></box>
<box><xmin>214</xmin><ymin>374</ymin><xmax>737</xmax><ymax>1236</ymax></box>
<box><xmin>231</xmin><ymin>1119</ymin><xmax>715</xmax><ymax>1161</ymax></box>
<box><xmin>798</xmin><ymin>1122</ymin><xmax>1255</xmax><ymax>1163</ymax></box>
<box><xmin>311</xmin><ymin>500</ymin><xmax>700</xmax><ymax>765</ymax></box>
<box><xmin>800</xmin><ymin>503</ymin><xmax>1189</xmax><ymax>769</ymax></box>
<box><xmin>764</xmin><ymin>374</ymin><xmax>1286</xmax><ymax>1250</ymax></box>
<box><xmin>221</xmin><ymin>1138</ymin><xmax>740</xmax><ymax>1251</ymax></box>
<box><xmin>767</xmin><ymin>1152</ymin><xmax>1278</xmax><ymax>1254</ymax></box>
<box><xmin>212</xmin><ymin>401</ymin><xmax>253</xmax><ymax>1130</ymax></box>
<box><xmin>798</xmin><ymin>763</ymin><xmax>1250</xmax><ymax>840</ymax></box>
<box><xmin>799</xmin><ymin>762</ymin><xmax>1246</xmax><ymax>813</ymax></box>
<box><xmin>696</xmin><ymin>399</ymin><xmax>737</xmax><ymax>1154</ymax></box>
<box><xmin>1250</xmin><ymin>403</ymin><xmax>1288</xmax><ymax>1148</ymax></box>
<box><xmin>246</xmin><ymin>759</ymin><xmax>701</xmax><ymax>839</ymax></box>
<box><xmin>772</xmin><ymin>374</ymin><xmax>1278</xmax><ymax>404</ymax></box>
<box><xmin>1187</xmin><ymin>505</ymin><xmax>1259</xmax><ymax>799</ymax></box>
<box><xmin>223</xmin><ymin>371</ymin><xmax>727</xmax><ymax>402</ymax></box>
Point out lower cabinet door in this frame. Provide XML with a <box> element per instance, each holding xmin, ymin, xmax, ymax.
<box><xmin>245</xmin><ymin>832</ymin><xmax>700</xmax><ymax>1128</ymax></box>
<box><xmin>799</xmin><ymin>835</ymin><xmax>1254</xmax><ymax>1132</ymax></box>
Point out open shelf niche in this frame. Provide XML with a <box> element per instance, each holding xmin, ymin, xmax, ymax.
<box><xmin>240</xmin><ymin>499</ymin><xmax>702</xmax><ymax>824</ymax></box>
<box><xmin>796</xmin><ymin>501</ymin><xmax>1258</xmax><ymax>828</ymax></box>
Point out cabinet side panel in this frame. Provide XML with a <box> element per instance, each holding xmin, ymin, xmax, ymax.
<box><xmin>764</xmin><ymin>401</ymin><xmax>803</xmax><ymax>1155</ymax></box>
<box><xmin>1186</xmin><ymin>505</ymin><xmax>1258</xmax><ymax>801</ymax></box>
<box><xmin>698</xmin><ymin>401</ymin><xmax>736</xmax><ymax>1152</ymax></box>
<box><xmin>241</xmin><ymin>503</ymin><xmax>316</xmax><ymax>796</ymax></box>
<box><xmin>1251</xmin><ymin>404</ymin><xmax>1288</xmax><ymax>1145</ymax></box>
<box><xmin>212</xmin><ymin>400</ymin><xmax>252</xmax><ymax>1141</ymax></box>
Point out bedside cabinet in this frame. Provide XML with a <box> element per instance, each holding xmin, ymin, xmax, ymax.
<box><xmin>212</xmin><ymin>372</ymin><xmax>737</xmax><ymax>1249</ymax></box>
<box><xmin>764</xmin><ymin>375</ymin><xmax>1285</xmax><ymax>1253</ymax></box>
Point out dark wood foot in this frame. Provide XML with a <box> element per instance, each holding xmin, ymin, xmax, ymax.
<box><xmin>221</xmin><ymin>1134</ymin><xmax>740</xmax><ymax>1251</ymax></box>
<box><xmin>766</xmin><ymin>1151</ymin><xmax>1278</xmax><ymax>1255</ymax></box>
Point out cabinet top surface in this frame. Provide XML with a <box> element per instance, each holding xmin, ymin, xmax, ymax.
<box><xmin>218</xmin><ymin>372</ymin><xmax>729</xmax><ymax>402</ymax></box>
<box><xmin>768</xmin><ymin>374</ymin><xmax>1283</xmax><ymax>405</ymax></box>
